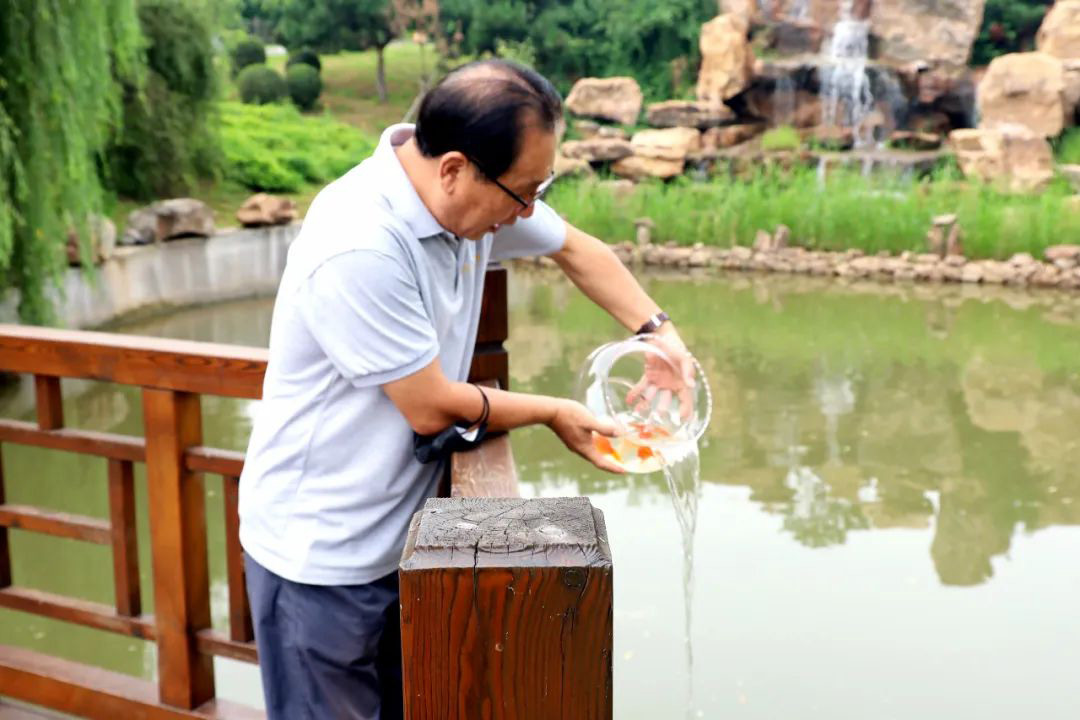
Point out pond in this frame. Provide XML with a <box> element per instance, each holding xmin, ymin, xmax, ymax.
<box><xmin>1</xmin><ymin>270</ymin><xmax>1078</xmax><ymax>719</ymax></box>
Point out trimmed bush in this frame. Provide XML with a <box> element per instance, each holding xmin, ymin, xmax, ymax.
<box><xmin>231</xmin><ymin>37</ymin><xmax>266</xmax><ymax>75</ymax></box>
<box><xmin>286</xmin><ymin>48</ymin><xmax>322</xmax><ymax>72</ymax></box>
<box><xmin>287</xmin><ymin>64</ymin><xmax>322</xmax><ymax>111</ymax></box>
<box><xmin>237</xmin><ymin>65</ymin><xmax>286</xmax><ymax>105</ymax></box>
<box><xmin>761</xmin><ymin>125</ymin><xmax>802</xmax><ymax>152</ymax></box>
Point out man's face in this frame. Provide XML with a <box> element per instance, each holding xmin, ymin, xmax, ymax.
<box><xmin>446</xmin><ymin>125</ymin><xmax>557</xmax><ymax>241</ymax></box>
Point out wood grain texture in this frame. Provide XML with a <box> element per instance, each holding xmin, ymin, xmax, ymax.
<box><xmin>32</xmin><ymin>376</ymin><xmax>63</xmax><ymax>431</ymax></box>
<box><xmin>0</xmin><ymin>421</ymin><xmax>145</xmax><ymax>462</ymax></box>
<box><xmin>222</xmin><ymin>476</ymin><xmax>253</xmax><ymax>643</ymax></box>
<box><xmin>399</xmin><ymin>498</ymin><xmax>613</xmax><ymax>720</ymax></box>
<box><xmin>450</xmin><ymin>433</ymin><xmax>520</xmax><ymax>499</ymax></box>
<box><xmin>143</xmin><ymin>389</ymin><xmax>215</xmax><ymax>709</ymax></box>
<box><xmin>108</xmin><ymin>459</ymin><xmax>141</xmax><ymax>617</ymax></box>
<box><xmin>0</xmin><ymin>504</ymin><xmax>110</xmax><ymax>544</ymax></box>
<box><xmin>0</xmin><ymin>644</ymin><xmax>263</xmax><ymax>720</ymax></box>
<box><xmin>184</xmin><ymin>447</ymin><xmax>245</xmax><ymax>477</ymax></box>
<box><xmin>0</xmin><ymin>325</ymin><xmax>267</xmax><ymax>399</ymax></box>
<box><xmin>194</xmin><ymin>630</ymin><xmax>258</xmax><ymax>665</ymax></box>
<box><xmin>0</xmin><ymin>587</ymin><xmax>155</xmax><ymax>639</ymax></box>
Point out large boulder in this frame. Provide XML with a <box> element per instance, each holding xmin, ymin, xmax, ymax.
<box><xmin>123</xmin><ymin>198</ymin><xmax>215</xmax><ymax>245</ymax></box>
<box><xmin>977</xmin><ymin>52</ymin><xmax>1069</xmax><ymax>138</ymax></box>
<box><xmin>645</xmin><ymin>100</ymin><xmax>734</xmax><ymax>129</ymax></box>
<box><xmin>697</xmin><ymin>14</ymin><xmax>755</xmax><ymax>103</ymax></box>
<box><xmin>553</xmin><ymin>153</ymin><xmax>594</xmax><ymax>180</ymax></box>
<box><xmin>611</xmin><ymin>156</ymin><xmax>685</xmax><ymax>181</ymax></box>
<box><xmin>702</xmin><ymin>123</ymin><xmax>764</xmax><ymax>149</ymax></box>
<box><xmin>630</xmin><ymin>127</ymin><xmax>702</xmax><ymax>162</ymax></box>
<box><xmin>949</xmin><ymin>126</ymin><xmax>1055</xmax><ymax>193</ymax></box>
<box><xmin>870</xmin><ymin>0</ymin><xmax>986</xmax><ymax>66</ymax></box>
<box><xmin>1037</xmin><ymin>0</ymin><xmax>1080</xmax><ymax>59</ymax></box>
<box><xmin>565</xmin><ymin>77</ymin><xmax>643</xmax><ymax>126</ymax></box>
<box><xmin>236</xmin><ymin>193</ymin><xmax>297</xmax><ymax>227</ymax></box>
<box><xmin>560</xmin><ymin>138</ymin><xmax>634</xmax><ymax>163</ymax></box>
<box><xmin>66</xmin><ymin>215</ymin><xmax>117</xmax><ymax>266</ymax></box>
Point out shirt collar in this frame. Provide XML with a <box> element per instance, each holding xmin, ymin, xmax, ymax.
<box><xmin>373</xmin><ymin>124</ymin><xmax>452</xmax><ymax>240</ymax></box>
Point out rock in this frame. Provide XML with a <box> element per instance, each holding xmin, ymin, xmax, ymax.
<box><xmin>596</xmin><ymin>126</ymin><xmax>628</xmax><ymax>140</ymax></box>
<box><xmin>634</xmin><ymin>217</ymin><xmax>655</xmax><ymax>247</ymax></box>
<box><xmin>949</xmin><ymin>126</ymin><xmax>1055</xmax><ymax>193</ymax></box>
<box><xmin>611</xmin><ymin>156</ymin><xmax>685</xmax><ymax>181</ymax></box>
<box><xmin>977</xmin><ymin>52</ymin><xmax>1069</xmax><ymax>138</ymax></box>
<box><xmin>236</xmin><ymin>193</ymin><xmax>297</xmax><ymax>227</ymax></box>
<box><xmin>1037</xmin><ymin>0</ymin><xmax>1080</xmax><ymax>59</ymax></box>
<box><xmin>1064</xmin><ymin>60</ymin><xmax>1080</xmax><ymax>120</ymax></box>
<box><xmin>772</xmin><ymin>17</ymin><xmax>825</xmax><ymax>55</ymax></box>
<box><xmin>753</xmin><ymin>229</ymin><xmax>773</xmax><ymax>252</ymax></box>
<box><xmin>560</xmin><ymin>138</ymin><xmax>634</xmax><ymax>163</ymax></box>
<box><xmin>933</xmin><ymin>213</ymin><xmax>958</xmax><ymax>226</ymax></box>
<box><xmin>1009</xmin><ymin>252</ymin><xmax>1036</xmax><ymax>266</ymax></box>
<box><xmin>123</xmin><ymin>198</ymin><xmax>214</xmax><ymax>245</ymax></box>
<box><xmin>565</xmin><ymin>77</ymin><xmax>644</xmax><ymax>126</ymax></box>
<box><xmin>630</xmin><ymin>127</ymin><xmax>702</xmax><ymax>162</ymax></box>
<box><xmin>697</xmin><ymin>14</ymin><xmax>754</xmax><ymax>103</ymax></box>
<box><xmin>66</xmin><ymin>215</ymin><xmax>117</xmax><ymax>266</ymax></box>
<box><xmin>1045</xmin><ymin>244</ymin><xmax>1080</xmax><ymax>262</ymax></box>
<box><xmin>740</xmin><ymin>86</ymin><xmax>823</xmax><ymax>128</ymax></box>
<box><xmin>1059</xmin><ymin>164</ymin><xmax>1080</xmax><ymax>192</ymax></box>
<box><xmin>574</xmin><ymin>119</ymin><xmax>601</xmax><ymax>139</ymax></box>
<box><xmin>702</xmin><ymin>123</ymin><xmax>764</xmax><ymax>149</ymax></box>
<box><xmin>889</xmin><ymin>130</ymin><xmax>943</xmax><ymax>151</ymax></box>
<box><xmin>870</xmin><ymin>0</ymin><xmax>986</xmax><ymax>66</ymax></box>
<box><xmin>908</xmin><ymin>110</ymin><xmax>953</xmax><ymax>136</ymax></box>
<box><xmin>553</xmin><ymin>153</ymin><xmax>594</xmax><ymax>179</ymax></box>
<box><xmin>773</xmin><ymin>224</ymin><xmax>791</xmax><ymax>249</ymax></box>
<box><xmin>961</xmin><ymin>263</ymin><xmax>984</xmax><ymax>283</ymax></box>
<box><xmin>946</xmin><ymin>224</ymin><xmax>964</xmax><ymax>257</ymax></box>
<box><xmin>645</xmin><ymin>100</ymin><xmax>735</xmax><ymax>129</ymax></box>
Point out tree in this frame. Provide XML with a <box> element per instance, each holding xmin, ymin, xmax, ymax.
<box><xmin>275</xmin><ymin>0</ymin><xmax>395</xmax><ymax>102</ymax></box>
<box><xmin>0</xmin><ymin>0</ymin><xmax>142</xmax><ymax>323</ymax></box>
<box><xmin>972</xmin><ymin>0</ymin><xmax>1054</xmax><ymax>65</ymax></box>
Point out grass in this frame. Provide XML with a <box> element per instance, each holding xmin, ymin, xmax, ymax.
<box><xmin>546</xmin><ymin>166</ymin><xmax>1080</xmax><ymax>260</ymax></box>
<box><xmin>1056</xmin><ymin>128</ymin><xmax>1080</xmax><ymax>165</ymax></box>
<box><xmin>760</xmin><ymin>125</ymin><xmax>801</xmax><ymax>152</ymax></box>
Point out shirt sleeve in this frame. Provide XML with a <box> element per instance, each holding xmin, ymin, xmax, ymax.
<box><xmin>297</xmin><ymin>249</ymin><xmax>439</xmax><ymax>388</ymax></box>
<box><xmin>489</xmin><ymin>199</ymin><xmax>567</xmax><ymax>261</ymax></box>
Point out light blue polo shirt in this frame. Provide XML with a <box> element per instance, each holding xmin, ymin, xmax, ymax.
<box><xmin>238</xmin><ymin>124</ymin><xmax>565</xmax><ymax>585</ymax></box>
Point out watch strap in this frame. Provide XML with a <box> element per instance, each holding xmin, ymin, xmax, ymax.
<box><xmin>636</xmin><ymin>311</ymin><xmax>670</xmax><ymax>335</ymax></box>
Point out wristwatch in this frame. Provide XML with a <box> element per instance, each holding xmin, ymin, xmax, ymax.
<box><xmin>636</xmin><ymin>311</ymin><xmax>670</xmax><ymax>335</ymax></box>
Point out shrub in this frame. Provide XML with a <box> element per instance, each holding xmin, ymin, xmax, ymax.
<box><xmin>287</xmin><ymin>64</ymin><xmax>322</xmax><ymax>111</ymax></box>
<box><xmin>761</xmin><ymin>125</ymin><xmax>802</xmax><ymax>152</ymax></box>
<box><xmin>237</xmin><ymin>65</ymin><xmax>286</xmax><ymax>105</ymax></box>
<box><xmin>286</xmin><ymin>48</ymin><xmax>322</xmax><ymax>72</ymax></box>
<box><xmin>219</xmin><ymin>102</ymin><xmax>376</xmax><ymax>192</ymax></box>
<box><xmin>231</xmin><ymin>37</ymin><xmax>266</xmax><ymax>75</ymax></box>
<box><xmin>1055</xmin><ymin>128</ymin><xmax>1080</xmax><ymax>165</ymax></box>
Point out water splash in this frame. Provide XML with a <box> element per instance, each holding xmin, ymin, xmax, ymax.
<box><xmin>773</xmin><ymin>73</ymin><xmax>796</xmax><ymax>127</ymax></box>
<box><xmin>656</xmin><ymin>443</ymin><xmax>702</xmax><ymax>718</ymax></box>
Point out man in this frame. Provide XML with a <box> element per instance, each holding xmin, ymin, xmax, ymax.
<box><xmin>239</xmin><ymin>59</ymin><xmax>692</xmax><ymax>719</ymax></box>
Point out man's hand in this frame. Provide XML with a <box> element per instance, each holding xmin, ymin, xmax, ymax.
<box><xmin>548</xmin><ymin>399</ymin><xmax>625</xmax><ymax>474</ymax></box>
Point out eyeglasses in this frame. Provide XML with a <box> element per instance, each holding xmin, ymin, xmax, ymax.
<box><xmin>465</xmin><ymin>154</ymin><xmax>556</xmax><ymax>209</ymax></box>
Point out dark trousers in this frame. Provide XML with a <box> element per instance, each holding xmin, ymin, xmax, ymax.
<box><xmin>245</xmin><ymin>555</ymin><xmax>403</xmax><ymax>720</ymax></box>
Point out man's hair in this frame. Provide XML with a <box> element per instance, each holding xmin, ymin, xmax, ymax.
<box><xmin>414</xmin><ymin>59</ymin><xmax>562</xmax><ymax>180</ymax></box>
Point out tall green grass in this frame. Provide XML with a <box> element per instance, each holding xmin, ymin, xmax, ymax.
<box><xmin>547</xmin><ymin>166</ymin><xmax>1080</xmax><ymax>260</ymax></box>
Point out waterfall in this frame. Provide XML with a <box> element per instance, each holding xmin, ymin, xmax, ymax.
<box><xmin>820</xmin><ymin>0</ymin><xmax>875</xmax><ymax>147</ymax></box>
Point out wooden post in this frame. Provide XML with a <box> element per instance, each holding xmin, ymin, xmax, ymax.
<box><xmin>469</xmin><ymin>265</ymin><xmax>509</xmax><ymax>391</ymax></box>
<box><xmin>399</xmin><ymin>497</ymin><xmax>613</xmax><ymax>719</ymax></box>
<box><xmin>108</xmin><ymin>459</ymin><xmax>141</xmax><ymax>617</ymax></box>
<box><xmin>142</xmin><ymin>389</ymin><xmax>214</xmax><ymax>709</ymax></box>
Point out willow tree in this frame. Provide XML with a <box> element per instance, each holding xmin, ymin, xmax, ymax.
<box><xmin>0</xmin><ymin>1</ymin><xmax>142</xmax><ymax>323</ymax></box>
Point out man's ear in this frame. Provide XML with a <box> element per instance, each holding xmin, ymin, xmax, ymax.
<box><xmin>438</xmin><ymin>152</ymin><xmax>468</xmax><ymax>195</ymax></box>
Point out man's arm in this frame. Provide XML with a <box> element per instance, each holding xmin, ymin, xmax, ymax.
<box><xmin>549</xmin><ymin>221</ymin><xmax>688</xmax><ymax>354</ymax></box>
<box><xmin>382</xmin><ymin>358</ymin><xmax>624</xmax><ymax>473</ymax></box>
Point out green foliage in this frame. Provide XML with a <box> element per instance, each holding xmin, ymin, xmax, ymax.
<box><xmin>287</xmin><ymin>47</ymin><xmax>322</xmax><ymax>72</ymax></box>
<box><xmin>0</xmin><ymin>0</ymin><xmax>142</xmax><ymax>323</ymax></box>
<box><xmin>231</xmin><ymin>36</ymin><xmax>267</xmax><ymax>74</ymax></box>
<box><xmin>760</xmin><ymin>126</ymin><xmax>802</xmax><ymax>152</ymax></box>
<box><xmin>971</xmin><ymin>0</ymin><xmax>1054</xmax><ymax>65</ymax></box>
<box><xmin>237</xmin><ymin>64</ymin><xmax>287</xmax><ymax>104</ymax></box>
<box><xmin>106</xmin><ymin>0</ymin><xmax>221</xmax><ymax>201</ymax></box>
<box><xmin>219</xmin><ymin>102</ymin><xmax>375</xmax><ymax>191</ymax></box>
<box><xmin>287</xmin><ymin>64</ymin><xmax>323</xmax><ymax>110</ymax></box>
<box><xmin>441</xmin><ymin>0</ymin><xmax>715</xmax><ymax>99</ymax></box>
<box><xmin>546</xmin><ymin>167</ymin><xmax>1080</xmax><ymax>260</ymax></box>
<box><xmin>1055</xmin><ymin>128</ymin><xmax>1080</xmax><ymax>165</ymax></box>
<box><xmin>273</xmin><ymin>0</ymin><xmax>393</xmax><ymax>53</ymax></box>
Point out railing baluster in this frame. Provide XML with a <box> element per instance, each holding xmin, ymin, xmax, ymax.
<box><xmin>142</xmin><ymin>389</ymin><xmax>214</xmax><ymax>710</ymax></box>
<box><xmin>33</xmin><ymin>375</ymin><xmax>64</xmax><ymax>431</ymax></box>
<box><xmin>0</xmin><ymin>445</ymin><xmax>10</xmax><ymax>589</ymax></box>
<box><xmin>222</xmin><ymin>475</ymin><xmax>253</xmax><ymax>644</ymax></box>
<box><xmin>108</xmin><ymin>459</ymin><xmax>141</xmax><ymax>617</ymax></box>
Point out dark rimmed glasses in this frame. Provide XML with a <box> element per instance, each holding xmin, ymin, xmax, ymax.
<box><xmin>465</xmin><ymin>154</ymin><xmax>556</xmax><ymax>209</ymax></box>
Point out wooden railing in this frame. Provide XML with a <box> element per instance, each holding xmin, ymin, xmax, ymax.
<box><xmin>0</xmin><ymin>268</ymin><xmax>512</xmax><ymax>719</ymax></box>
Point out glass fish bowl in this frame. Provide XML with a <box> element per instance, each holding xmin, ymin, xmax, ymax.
<box><xmin>576</xmin><ymin>334</ymin><xmax>711</xmax><ymax>473</ymax></box>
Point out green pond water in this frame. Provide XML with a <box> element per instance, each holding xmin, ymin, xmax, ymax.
<box><xmin>1</xmin><ymin>269</ymin><xmax>1078</xmax><ymax>718</ymax></box>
